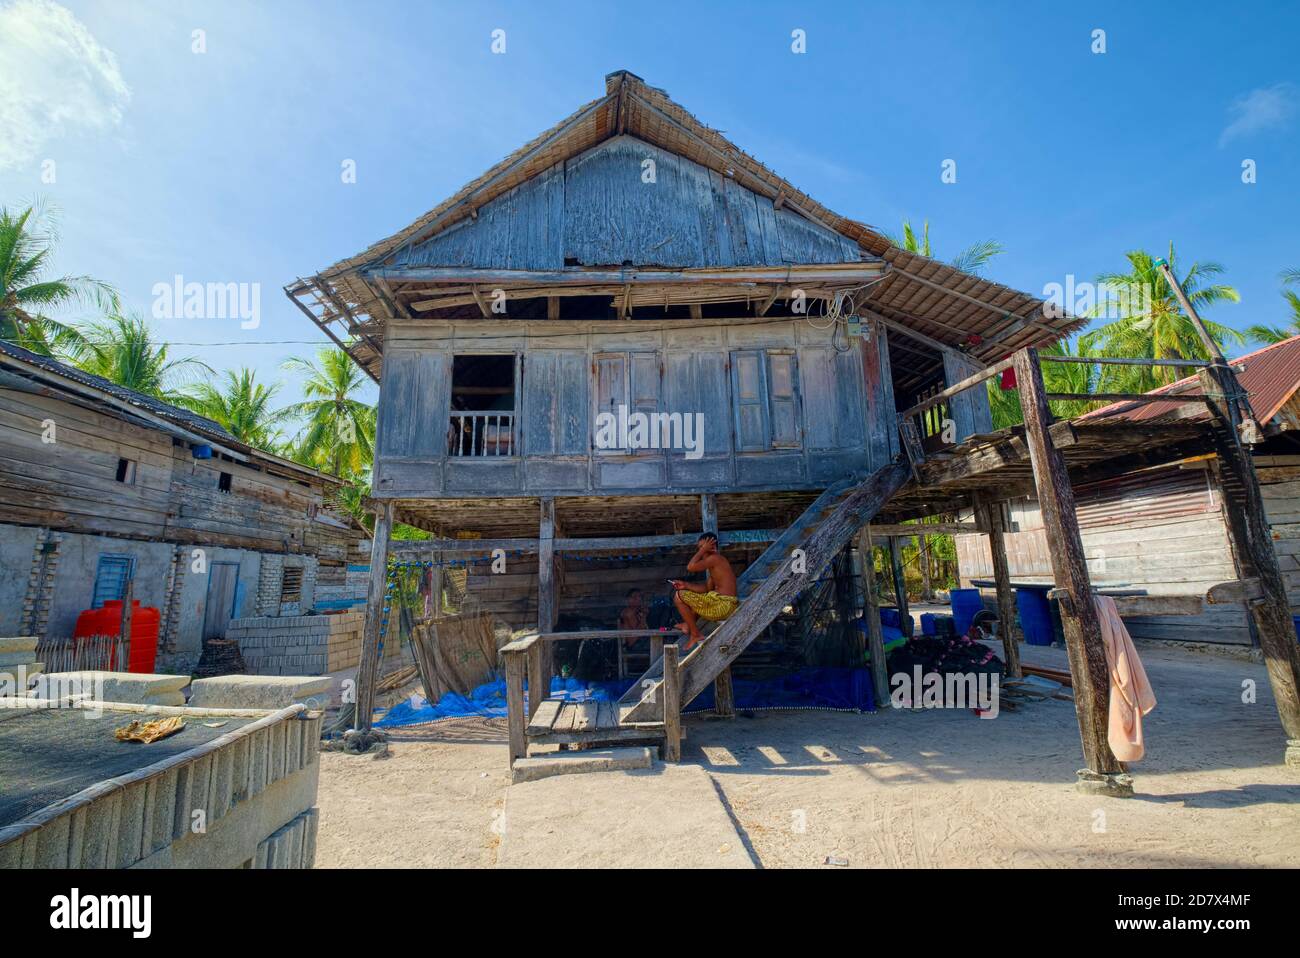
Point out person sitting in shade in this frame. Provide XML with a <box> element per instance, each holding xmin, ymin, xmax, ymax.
<box><xmin>670</xmin><ymin>532</ymin><xmax>739</xmax><ymax>650</ymax></box>
<box><xmin>619</xmin><ymin>587</ymin><xmax>648</xmax><ymax>648</ymax></box>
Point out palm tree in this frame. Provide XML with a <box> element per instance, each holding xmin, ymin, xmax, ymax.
<box><xmin>0</xmin><ymin>204</ymin><xmax>115</xmax><ymax>356</ymax></box>
<box><xmin>281</xmin><ymin>347</ymin><xmax>376</xmax><ymax>478</ymax></box>
<box><xmin>182</xmin><ymin>368</ymin><xmax>292</xmax><ymax>447</ymax></box>
<box><xmin>1245</xmin><ymin>268</ymin><xmax>1300</xmax><ymax>345</ymax></box>
<box><xmin>69</xmin><ymin>312</ymin><xmax>210</xmax><ymax>403</ymax></box>
<box><xmin>887</xmin><ymin>219</ymin><xmax>1005</xmax><ymax>275</ymax></box>
<box><xmin>1084</xmin><ymin>243</ymin><xmax>1243</xmax><ymax>392</ymax></box>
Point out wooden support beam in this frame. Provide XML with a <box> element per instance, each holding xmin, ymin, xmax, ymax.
<box><xmin>1047</xmin><ymin>392</ymin><xmax>1213</xmax><ymax>403</ymax></box>
<box><xmin>861</xmin><ymin>308</ymin><xmax>982</xmax><ymax>362</ymax></box>
<box><xmin>1198</xmin><ymin>364</ymin><xmax>1300</xmax><ymax>761</ymax></box>
<box><xmin>355</xmin><ymin>501</ymin><xmax>394</xmax><ymax>733</ymax></box>
<box><xmin>858</xmin><ymin>524</ymin><xmax>890</xmax><ymax>709</ymax></box>
<box><xmin>470</xmin><ymin>285</ymin><xmax>491</xmax><ymax>319</ymax></box>
<box><xmin>536</xmin><ymin>499</ymin><xmax>557</xmax><ymax>705</ymax></box>
<box><xmin>504</xmin><ymin>649</ymin><xmax>527</xmax><ymax>765</ymax></box>
<box><xmin>899</xmin><ymin>354</ymin><xmax>1018</xmax><ymax>421</ymax></box>
<box><xmin>977</xmin><ymin>498</ymin><xmax>1021</xmax><ymax>679</ymax></box>
<box><xmin>662</xmin><ymin>642</ymin><xmax>681</xmax><ymax>762</ymax></box>
<box><xmin>714</xmin><ymin>666</ymin><xmax>735</xmax><ymax>718</ymax></box>
<box><xmin>700</xmin><ymin>493</ymin><xmax>718</xmax><ymax>536</ymax></box>
<box><xmin>1015</xmin><ymin>348</ymin><xmax>1127</xmax><ymax>792</ymax></box>
<box><xmin>371</xmin><ymin>263</ymin><xmax>885</xmax><ymax>287</ymax></box>
<box><xmin>889</xmin><ymin>536</ymin><xmax>912</xmax><ymax>638</ymax></box>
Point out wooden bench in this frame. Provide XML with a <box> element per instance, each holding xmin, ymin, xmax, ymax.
<box><xmin>501</xmin><ymin>630</ymin><xmax>685</xmax><ymax>768</ymax></box>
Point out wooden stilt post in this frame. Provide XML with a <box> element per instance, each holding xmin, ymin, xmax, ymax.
<box><xmin>977</xmin><ymin>498</ymin><xmax>1022</xmax><ymax>679</ymax></box>
<box><xmin>1160</xmin><ymin>257</ymin><xmax>1300</xmax><ymax>763</ymax></box>
<box><xmin>714</xmin><ymin>666</ymin><xmax>735</xmax><ymax>718</ymax></box>
<box><xmin>889</xmin><ymin>537</ymin><xmax>911</xmax><ymax>637</ymax></box>
<box><xmin>355</xmin><ymin>500</ymin><xmax>394</xmax><ymax>734</ymax></box>
<box><xmin>662</xmin><ymin>642</ymin><xmax>682</xmax><ymax>761</ymax></box>
<box><xmin>700</xmin><ymin>493</ymin><xmax>718</xmax><ymax>536</ymax></box>
<box><xmin>700</xmin><ymin>493</ymin><xmax>734</xmax><ymax>714</ymax></box>
<box><xmin>1014</xmin><ymin>348</ymin><xmax>1128</xmax><ymax>794</ymax></box>
<box><xmin>917</xmin><ymin>531</ymin><xmax>933</xmax><ymax>601</ymax></box>
<box><xmin>858</xmin><ymin>524</ymin><xmax>891</xmax><ymax>708</ymax></box>
<box><xmin>1199</xmin><ymin>364</ymin><xmax>1300</xmax><ymax>763</ymax></box>
<box><xmin>534</xmin><ymin>498</ymin><xmax>557</xmax><ymax>717</ymax></box>
<box><xmin>537</xmin><ymin>498</ymin><xmax>557</xmax><ymax>631</ymax></box>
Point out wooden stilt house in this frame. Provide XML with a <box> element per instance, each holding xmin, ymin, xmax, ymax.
<box><xmin>288</xmin><ymin>72</ymin><xmax>1300</xmax><ymax>790</ymax></box>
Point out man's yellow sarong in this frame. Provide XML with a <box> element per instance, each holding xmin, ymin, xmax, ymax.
<box><xmin>678</xmin><ymin>590</ymin><xmax>740</xmax><ymax>621</ymax></box>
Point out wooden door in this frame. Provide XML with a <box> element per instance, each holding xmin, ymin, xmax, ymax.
<box><xmin>203</xmin><ymin>562</ymin><xmax>240</xmax><ymax>642</ymax></box>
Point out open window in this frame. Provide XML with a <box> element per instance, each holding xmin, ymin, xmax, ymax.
<box><xmin>448</xmin><ymin>354</ymin><xmax>517</xmax><ymax>456</ymax></box>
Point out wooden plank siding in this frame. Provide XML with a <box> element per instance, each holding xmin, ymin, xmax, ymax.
<box><xmin>954</xmin><ymin>462</ymin><xmax>1297</xmax><ymax>646</ymax></box>
<box><xmin>389</xmin><ymin>136</ymin><xmax>862</xmax><ymax>273</ymax></box>
<box><xmin>373</xmin><ymin>314</ymin><xmax>897</xmax><ymax>499</ymax></box>
<box><xmin>0</xmin><ymin>378</ymin><xmax>354</xmax><ymax>560</ymax></box>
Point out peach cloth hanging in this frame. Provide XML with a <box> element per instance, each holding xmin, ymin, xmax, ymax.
<box><xmin>1095</xmin><ymin>595</ymin><xmax>1156</xmax><ymax>762</ymax></box>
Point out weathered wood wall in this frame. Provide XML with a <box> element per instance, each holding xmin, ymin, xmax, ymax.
<box><xmin>388</xmin><ymin>136</ymin><xmax>864</xmax><ymax>272</ymax></box>
<box><xmin>0</xmin><ymin>379</ymin><xmax>353</xmax><ymax>560</ymax></box>
<box><xmin>374</xmin><ymin>315</ymin><xmax>894</xmax><ymax>499</ymax></box>
<box><xmin>955</xmin><ymin>459</ymin><xmax>1300</xmax><ymax>646</ymax></box>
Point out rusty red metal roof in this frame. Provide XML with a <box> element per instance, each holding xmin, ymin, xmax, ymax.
<box><xmin>1078</xmin><ymin>334</ymin><xmax>1300</xmax><ymax>427</ymax></box>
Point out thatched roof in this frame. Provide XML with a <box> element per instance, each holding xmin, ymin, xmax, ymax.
<box><xmin>286</xmin><ymin>71</ymin><xmax>1083</xmax><ymax>387</ymax></box>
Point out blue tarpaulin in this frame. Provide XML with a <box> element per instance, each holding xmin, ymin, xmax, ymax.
<box><xmin>375</xmin><ymin>666</ymin><xmax>876</xmax><ymax>728</ymax></box>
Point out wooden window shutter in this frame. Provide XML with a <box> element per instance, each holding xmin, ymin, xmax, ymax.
<box><xmin>730</xmin><ymin>349</ymin><xmax>770</xmax><ymax>452</ymax></box>
<box><xmin>766</xmin><ymin>350</ymin><xmax>800</xmax><ymax>448</ymax></box>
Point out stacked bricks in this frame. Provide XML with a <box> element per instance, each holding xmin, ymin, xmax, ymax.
<box><xmin>227</xmin><ymin>611</ymin><xmax>385</xmax><ymax>676</ymax></box>
<box><xmin>21</xmin><ymin>530</ymin><xmax>62</xmax><ymax>639</ymax></box>
<box><xmin>159</xmin><ymin>545</ymin><xmax>186</xmax><ymax>654</ymax></box>
<box><xmin>255</xmin><ymin>555</ymin><xmax>285</xmax><ymax>617</ymax></box>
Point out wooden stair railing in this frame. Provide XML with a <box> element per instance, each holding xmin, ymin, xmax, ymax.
<box><xmin>620</xmin><ymin>461</ymin><xmax>912</xmax><ymax>723</ymax></box>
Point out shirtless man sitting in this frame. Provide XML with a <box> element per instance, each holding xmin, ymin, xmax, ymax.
<box><xmin>670</xmin><ymin>532</ymin><xmax>739</xmax><ymax>650</ymax></box>
<box><xmin>618</xmin><ymin>588</ymin><xmax>648</xmax><ymax>648</ymax></box>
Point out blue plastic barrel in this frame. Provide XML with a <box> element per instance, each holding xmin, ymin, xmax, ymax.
<box><xmin>1016</xmin><ymin>588</ymin><xmax>1054</xmax><ymax>646</ymax></box>
<box><xmin>920</xmin><ymin>613</ymin><xmax>937</xmax><ymax>636</ymax></box>
<box><xmin>950</xmin><ymin>588</ymin><xmax>983</xmax><ymax>636</ymax></box>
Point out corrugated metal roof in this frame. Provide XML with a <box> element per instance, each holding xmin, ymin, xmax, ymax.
<box><xmin>0</xmin><ymin>338</ymin><xmax>234</xmax><ymax>439</ymax></box>
<box><xmin>1079</xmin><ymin>334</ymin><xmax>1300</xmax><ymax>427</ymax></box>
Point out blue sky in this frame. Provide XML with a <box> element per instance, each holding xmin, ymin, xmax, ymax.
<box><xmin>2</xmin><ymin>0</ymin><xmax>1298</xmax><ymax>407</ymax></box>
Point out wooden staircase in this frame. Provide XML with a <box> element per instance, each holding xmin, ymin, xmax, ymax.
<box><xmin>500</xmin><ymin>461</ymin><xmax>912</xmax><ymax>769</ymax></box>
<box><xmin>619</xmin><ymin>461</ymin><xmax>911</xmax><ymax>723</ymax></box>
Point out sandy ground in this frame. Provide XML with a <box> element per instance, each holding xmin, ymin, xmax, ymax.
<box><xmin>314</xmin><ymin>641</ymin><xmax>1300</xmax><ymax>868</ymax></box>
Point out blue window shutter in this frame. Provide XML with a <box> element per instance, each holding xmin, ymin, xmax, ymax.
<box><xmin>92</xmin><ymin>554</ymin><xmax>135</xmax><ymax>609</ymax></box>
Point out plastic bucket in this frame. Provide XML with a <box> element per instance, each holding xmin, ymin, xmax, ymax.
<box><xmin>1016</xmin><ymin>588</ymin><xmax>1054</xmax><ymax>646</ymax></box>
<box><xmin>950</xmin><ymin>588</ymin><xmax>983</xmax><ymax>636</ymax></box>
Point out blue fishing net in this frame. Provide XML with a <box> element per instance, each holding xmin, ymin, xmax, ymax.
<box><xmin>375</xmin><ymin>666</ymin><xmax>877</xmax><ymax>728</ymax></box>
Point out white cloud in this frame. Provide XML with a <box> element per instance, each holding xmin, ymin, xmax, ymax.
<box><xmin>1219</xmin><ymin>82</ymin><xmax>1297</xmax><ymax>147</ymax></box>
<box><xmin>0</xmin><ymin>0</ymin><xmax>131</xmax><ymax>171</ymax></box>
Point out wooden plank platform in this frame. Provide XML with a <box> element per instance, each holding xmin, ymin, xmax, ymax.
<box><xmin>524</xmin><ymin>698</ymin><xmax>666</xmax><ymax>746</ymax></box>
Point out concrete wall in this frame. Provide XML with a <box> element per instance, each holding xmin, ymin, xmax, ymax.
<box><xmin>45</xmin><ymin>533</ymin><xmax>174</xmax><ymax>641</ymax></box>
<box><xmin>0</xmin><ymin>525</ymin><xmax>40</xmax><ymax>635</ymax></box>
<box><xmin>160</xmin><ymin>546</ymin><xmax>263</xmax><ymax>673</ymax></box>
<box><xmin>1</xmin><ymin>521</ymin><xmax>367</xmax><ymax>674</ymax></box>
